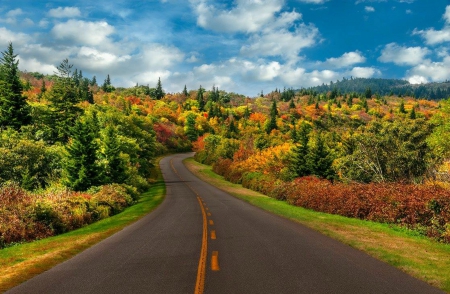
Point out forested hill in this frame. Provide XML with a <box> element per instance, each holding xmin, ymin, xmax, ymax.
<box><xmin>303</xmin><ymin>78</ymin><xmax>450</xmax><ymax>100</ymax></box>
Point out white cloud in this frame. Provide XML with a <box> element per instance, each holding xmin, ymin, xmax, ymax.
<box><xmin>192</xmin><ymin>0</ymin><xmax>283</xmax><ymax>33</ymax></box>
<box><xmin>17</xmin><ymin>57</ymin><xmax>57</xmax><ymax>75</ymax></box>
<box><xmin>406</xmin><ymin>9</ymin><xmax>412</xmax><ymax>14</ymax></box>
<box><xmin>406</xmin><ymin>58</ymin><xmax>450</xmax><ymax>83</ymax></box>
<box><xmin>378</xmin><ymin>43</ymin><xmax>429</xmax><ymax>65</ymax></box>
<box><xmin>7</xmin><ymin>8</ymin><xmax>23</xmax><ymax>18</ymax></box>
<box><xmin>407</xmin><ymin>75</ymin><xmax>428</xmax><ymax>84</ymax></box>
<box><xmin>47</xmin><ymin>7</ymin><xmax>81</xmax><ymax>18</ymax></box>
<box><xmin>413</xmin><ymin>5</ymin><xmax>450</xmax><ymax>45</ymax></box>
<box><xmin>365</xmin><ymin>6</ymin><xmax>375</xmax><ymax>12</ymax></box>
<box><xmin>51</xmin><ymin>20</ymin><xmax>115</xmax><ymax>47</ymax></box>
<box><xmin>322</xmin><ymin>51</ymin><xmax>366</xmax><ymax>68</ymax></box>
<box><xmin>240</xmin><ymin>23</ymin><xmax>319</xmax><ymax>62</ymax></box>
<box><xmin>0</xmin><ymin>27</ymin><xmax>30</xmax><ymax>47</ymax></box>
<box><xmin>297</xmin><ymin>0</ymin><xmax>329</xmax><ymax>3</ymax></box>
<box><xmin>348</xmin><ymin>67</ymin><xmax>381</xmax><ymax>78</ymax></box>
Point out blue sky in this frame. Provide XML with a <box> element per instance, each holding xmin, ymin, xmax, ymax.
<box><xmin>0</xmin><ymin>0</ymin><xmax>449</xmax><ymax>96</ymax></box>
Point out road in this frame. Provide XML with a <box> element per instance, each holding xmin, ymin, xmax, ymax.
<box><xmin>7</xmin><ymin>153</ymin><xmax>444</xmax><ymax>293</ymax></box>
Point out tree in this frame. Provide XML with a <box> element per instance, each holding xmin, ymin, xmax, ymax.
<box><xmin>197</xmin><ymin>85</ymin><xmax>205</xmax><ymax>111</ymax></box>
<box><xmin>100</xmin><ymin>125</ymin><xmax>127</xmax><ymax>184</ymax></box>
<box><xmin>292</xmin><ymin>122</ymin><xmax>312</xmax><ymax>177</ymax></box>
<box><xmin>185</xmin><ymin>113</ymin><xmax>198</xmax><ymax>141</ymax></box>
<box><xmin>155</xmin><ymin>77</ymin><xmax>165</xmax><ymax>100</ymax></box>
<box><xmin>289</xmin><ymin>98</ymin><xmax>295</xmax><ymax>109</ymax></box>
<box><xmin>102</xmin><ymin>74</ymin><xmax>114</xmax><ymax>92</ymax></box>
<box><xmin>183</xmin><ymin>85</ymin><xmax>188</xmax><ymax>97</ymax></box>
<box><xmin>399</xmin><ymin>99</ymin><xmax>406</xmax><ymax>114</ymax></box>
<box><xmin>64</xmin><ymin>119</ymin><xmax>102</xmax><ymax>191</ymax></box>
<box><xmin>0</xmin><ymin>42</ymin><xmax>31</xmax><ymax>130</ymax></box>
<box><xmin>265</xmin><ymin>100</ymin><xmax>278</xmax><ymax>133</ymax></box>
<box><xmin>45</xmin><ymin>59</ymin><xmax>82</xmax><ymax>143</ymax></box>
<box><xmin>307</xmin><ymin>132</ymin><xmax>336</xmax><ymax>180</ymax></box>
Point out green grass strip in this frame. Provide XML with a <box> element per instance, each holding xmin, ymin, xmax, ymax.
<box><xmin>0</xmin><ymin>158</ymin><xmax>166</xmax><ymax>292</ymax></box>
<box><xmin>184</xmin><ymin>158</ymin><xmax>450</xmax><ymax>293</ymax></box>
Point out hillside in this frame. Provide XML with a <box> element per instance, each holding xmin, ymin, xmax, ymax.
<box><xmin>303</xmin><ymin>78</ymin><xmax>450</xmax><ymax>100</ymax></box>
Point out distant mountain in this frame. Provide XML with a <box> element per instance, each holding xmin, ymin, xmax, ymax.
<box><xmin>302</xmin><ymin>78</ymin><xmax>450</xmax><ymax>100</ymax></box>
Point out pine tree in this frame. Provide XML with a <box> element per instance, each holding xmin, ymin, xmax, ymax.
<box><xmin>45</xmin><ymin>59</ymin><xmax>82</xmax><ymax>142</ymax></box>
<box><xmin>197</xmin><ymin>85</ymin><xmax>205</xmax><ymax>111</ymax></box>
<box><xmin>183</xmin><ymin>84</ymin><xmax>188</xmax><ymax>97</ymax></box>
<box><xmin>293</xmin><ymin>122</ymin><xmax>312</xmax><ymax>177</ymax></box>
<box><xmin>185</xmin><ymin>113</ymin><xmax>197</xmax><ymax>141</ymax></box>
<box><xmin>289</xmin><ymin>98</ymin><xmax>295</xmax><ymax>109</ymax></box>
<box><xmin>64</xmin><ymin>119</ymin><xmax>102</xmax><ymax>191</ymax></box>
<box><xmin>409</xmin><ymin>107</ymin><xmax>416</xmax><ymax>119</ymax></box>
<box><xmin>307</xmin><ymin>133</ymin><xmax>336</xmax><ymax>180</ymax></box>
<box><xmin>102</xmin><ymin>74</ymin><xmax>113</xmax><ymax>92</ymax></box>
<box><xmin>265</xmin><ymin>100</ymin><xmax>278</xmax><ymax>134</ymax></box>
<box><xmin>399</xmin><ymin>99</ymin><xmax>407</xmax><ymax>114</ymax></box>
<box><xmin>0</xmin><ymin>42</ymin><xmax>31</xmax><ymax>130</ymax></box>
<box><xmin>100</xmin><ymin>125</ymin><xmax>127</xmax><ymax>184</ymax></box>
<box><xmin>155</xmin><ymin>77</ymin><xmax>165</xmax><ymax>100</ymax></box>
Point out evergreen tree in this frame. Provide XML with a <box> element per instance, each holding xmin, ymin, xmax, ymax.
<box><xmin>45</xmin><ymin>59</ymin><xmax>82</xmax><ymax>142</ymax></box>
<box><xmin>185</xmin><ymin>113</ymin><xmax>198</xmax><ymax>141</ymax></box>
<box><xmin>102</xmin><ymin>74</ymin><xmax>113</xmax><ymax>92</ymax></box>
<box><xmin>0</xmin><ymin>42</ymin><xmax>31</xmax><ymax>130</ymax></box>
<box><xmin>100</xmin><ymin>125</ymin><xmax>127</xmax><ymax>184</ymax></box>
<box><xmin>409</xmin><ymin>107</ymin><xmax>416</xmax><ymax>119</ymax></box>
<box><xmin>265</xmin><ymin>100</ymin><xmax>278</xmax><ymax>134</ymax></box>
<box><xmin>197</xmin><ymin>85</ymin><xmax>205</xmax><ymax>111</ymax></box>
<box><xmin>289</xmin><ymin>98</ymin><xmax>296</xmax><ymax>109</ymax></box>
<box><xmin>399</xmin><ymin>99</ymin><xmax>407</xmax><ymax>114</ymax></box>
<box><xmin>183</xmin><ymin>84</ymin><xmax>188</xmax><ymax>97</ymax></box>
<box><xmin>307</xmin><ymin>133</ymin><xmax>335</xmax><ymax>180</ymax></box>
<box><xmin>155</xmin><ymin>77</ymin><xmax>165</xmax><ymax>100</ymax></box>
<box><xmin>91</xmin><ymin>76</ymin><xmax>97</xmax><ymax>87</ymax></box>
<box><xmin>293</xmin><ymin>122</ymin><xmax>312</xmax><ymax>177</ymax></box>
<box><xmin>64</xmin><ymin>119</ymin><xmax>102</xmax><ymax>191</ymax></box>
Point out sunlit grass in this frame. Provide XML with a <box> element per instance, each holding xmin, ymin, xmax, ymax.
<box><xmin>184</xmin><ymin>158</ymin><xmax>450</xmax><ymax>293</ymax></box>
<box><xmin>0</xmin><ymin>159</ymin><xmax>165</xmax><ymax>292</ymax></box>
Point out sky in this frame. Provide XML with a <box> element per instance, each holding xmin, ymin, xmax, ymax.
<box><xmin>0</xmin><ymin>0</ymin><xmax>449</xmax><ymax>96</ymax></box>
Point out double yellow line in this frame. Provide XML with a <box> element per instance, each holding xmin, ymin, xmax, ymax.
<box><xmin>169</xmin><ymin>159</ymin><xmax>209</xmax><ymax>294</ymax></box>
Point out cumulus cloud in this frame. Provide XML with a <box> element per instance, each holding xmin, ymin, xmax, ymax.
<box><xmin>378</xmin><ymin>43</ymin><xmax>430</xmax><ymax>65</ymax></box>
<box><xmin>47</xmin><ymin>7</ymin><xmax>81</xmax><ymax>18</ymax></box>
<box><xmin>192</xmin><ymin>0</ymin><xmax>283</xmax><ymax>33</ymax></box>
<box><xmin>240</xmin><ymin>23</ymin><xmax>319</xmax><ymax>62</ymax></box>
<box><xmin>17</xmin><ymin>57</ymin><xmax>57</xmax><ymax>75</ymax></box>
<box><xmin>406</xmin><ymin>57</ymin><xmax>450</xmax><ymax>83</ymax></box>
<box><xmin>0</xmin><ymin>27</ymin><xmax>30</xmax><ymax>47</ymax></box>
<box><xmin>297</xmin><ymin>0</ymin><xmax>329</xmax><ymax>3</ymax></box>
<box><xmin>51</xmin><ymin>20</ymin><xmax>115</xmax><ymax>47</ymax></box>
<box><xmin>321</xmin><ymin>51</ymin><xmax>366</xmax><ymax>68</ymax></box>
<box><xmin>413</xmin><ymin>5</ymin><xmax>450</xmax><ymax>45</ymax></box>
<box><xmin>365</xmin><ymin>6</ymin><xmax>375</xmax><ymax>12</ymax></box>
<box><xmin>348</xmin><ymin>66</ymin><xmax>381</xmax><ymax>78</ymax></box>
<box><xmin>7</xmin><ymin>8</ymin><xmax>23</xmax><ymax>18</ymax></box>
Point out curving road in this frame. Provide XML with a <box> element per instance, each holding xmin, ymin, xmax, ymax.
<box><xmin>7</xmin><ymin>153</ymin><xmax>444</xmax><ymax>293</ymax></box>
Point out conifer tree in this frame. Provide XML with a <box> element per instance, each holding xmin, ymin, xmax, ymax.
<box><xmin>293</xmin><ymin>122</ymin><xmax>312</xmax><ymax>177</ymax></box>
<box><xmin>307</xmin><ymin>133</ymin><xmax>335</xmax><ymax>180</ymax></box>
<box><xmin>183</xmin><ymin>84</ymin><xmax>188</xmax><ymax>97</ymax></box>
<box><xmin>155</xmin><ymin>77</ymin><xmax>165</xmax><ymax>100</ymax></box>
<box><xmin>265</xmin><ymin>100</ymin><xmax>278</xmax><ymax>134</ymax></box>
<box><xmin>399</xmin><ymin>99</ymin><xmax>407</xmax><ymax>114</ymax></box>
<box><xmin>289</xmin><ymin>98</ymin><xmax>295</xmax><ymax>109</ymax></box>
<box><xmin>197</xmin><ymin>85</ymin><xmax>205</xmax><ymax>111</ymax></box>
<box><xmin>100</xmin><ymin>125</ymin><xmax>127</xmax><ymax>184</ymax></box>
<box><xmin>409</xmin><ymin>107</ymin><xmax>416</xmax><ymax>119</ymax></box>
<box><xmin>185</xmin><ymin>113</ymin><xmax>197</xmax><ymax>141</ymax></box>
<box><xmin>64</xmin><ymin>119</ymin><xmax>102</xmax><ymax>191</ymax></box>
<box><xmin>45</xmin><ymin>59</ymin><xmax>82</xmax><ymax>142</ymax></box>
<box><xmin>0</xmin><ymin>42</ymin><xmax>31</xmax><ymax>130</ymax></box>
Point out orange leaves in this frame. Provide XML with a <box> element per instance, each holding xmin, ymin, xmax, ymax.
<box><xmin>249</xmin><ymin>112</ymin><xmax>267</xmax><ymax>124</ymax></box>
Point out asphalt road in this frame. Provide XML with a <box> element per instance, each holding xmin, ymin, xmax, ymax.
<box><xmin>7</xmin><ymin>153</ymin><xmax>444</xmax><ymax>294</ymax></box>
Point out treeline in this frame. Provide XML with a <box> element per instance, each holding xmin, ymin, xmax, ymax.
<box><xmin>304</xmin><ymin>77</ymin><xmax>450</xmax><ymax>100</ymax></box>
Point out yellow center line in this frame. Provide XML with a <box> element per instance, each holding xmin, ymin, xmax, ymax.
<box><xmin>210</xmin><ymin>230</ymin><xmax>216</xmax><ymax>240</ymax></box>
<box><xmin>207</xmin><ymin>212</ymin><xmax>211</xmax><ymax>216</ymax></box>
<box><xmin>211</xmin><ymin>251</ymin><xmax>220</xmax><ymax>271</ymax></box>
<box><xmin>209</xmin><ymin>220</ymin><xmax>214</xmax><ymax>226</ymax></box>
<box><xmin>169</xmin><ymin>159</ymin><xmax>208</xmax><ymax>294</ymax></box>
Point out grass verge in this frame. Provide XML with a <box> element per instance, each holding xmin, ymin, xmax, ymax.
<box><xmin>184</xmin><ymin>158</ymin><xmax>450</xmax><ymax>293</ymax></box>
<box><xmin>0</xmin><ymin>158</ymin><xmax>166</xmax><ymax>293</ymax></box>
